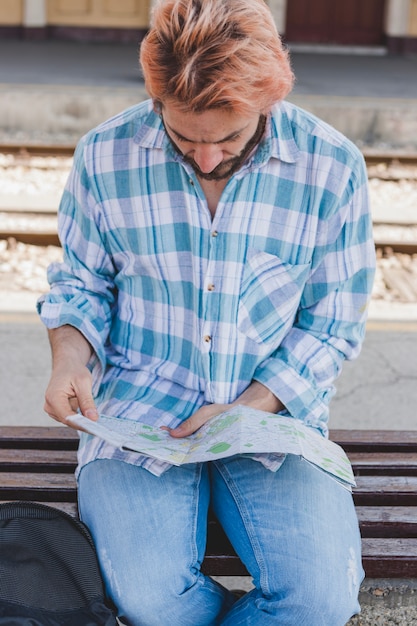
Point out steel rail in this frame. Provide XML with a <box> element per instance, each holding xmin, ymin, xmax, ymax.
<box><xmin>1</xmin><ymin>144</ymin><xmax>417</xmax><ymax>165</ymax></box>
<box><xmin>0</xmin><ymin>229</ymin><xmax>416</xmax><ymax>254</ymax></box>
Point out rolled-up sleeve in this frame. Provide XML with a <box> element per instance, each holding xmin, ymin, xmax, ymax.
<box><xmin>37</xmin><ymin>139</ymin><xmax>116</xmax><ymax>372</ymax></box>
<box><xmin>254</xmin><ymin>159</ymin><xmax>376</xmax><ymax>434</ymax></box>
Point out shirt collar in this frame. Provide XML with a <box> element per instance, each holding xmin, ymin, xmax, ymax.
<box><xmin>133</xmin><ymin>100</ymin><xmax>300</xmax><ymax>166</ymax></box>
<box><xmin>259</xmin><ymin>102</ymin><xmax>300</xmax><ymax>165</ymax></box>
<box><xmin>133</xmin><ymin>103</ymin><xmax>167</xmax><ymax>150</ymax></box>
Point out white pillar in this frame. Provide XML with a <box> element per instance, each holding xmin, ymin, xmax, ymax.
<box><xmin>23</xmin><ymin>0</ymin><xmax>47</xmax><ymax>28</ymax></box>
<box><xmin>385</xmin><ymin>0</ymin><xmax>411</xmax><ymax>36</ymax></box>
<box><xmin>267</xmin><ymin>0</ymin><xmax>288</xmax><ymax>34</ymax></box>
<box><xmin>148</xmin><ymin>0</ymin><xmax>288</xmax><ymax>32</ymax></box>
<box><xmin>149</xmin><ymin>0</ymin><xmax>158</xmax><ymax>21</ymax></box>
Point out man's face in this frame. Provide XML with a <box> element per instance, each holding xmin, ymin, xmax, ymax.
<box><xmin>159</xmin><ymin>102</ymin><xmax>266</xmax><ymax>181</ymax></box>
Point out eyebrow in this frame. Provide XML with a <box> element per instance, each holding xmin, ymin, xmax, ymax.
<box><xmin>164</xmin><ymin>120</ymin><xmax>248</xmax><ymax>144</ymax></box>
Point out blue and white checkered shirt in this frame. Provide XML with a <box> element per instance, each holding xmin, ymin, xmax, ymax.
<box><xmin>38</xmin><ymin>99</ymin><xmax>375</xmax><ymax>476</ymax></box>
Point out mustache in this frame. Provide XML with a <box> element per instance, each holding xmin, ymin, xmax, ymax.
<box><xmin>165</xmin><ymin>114</ymin><xmax>267</xmax><ymax>182</ymax></box>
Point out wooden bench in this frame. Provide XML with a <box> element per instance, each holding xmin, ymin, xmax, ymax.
<box><xmin>1</xmin><ymin>426</ymin><xmax>417</xmax><ymax>578</ymax></box>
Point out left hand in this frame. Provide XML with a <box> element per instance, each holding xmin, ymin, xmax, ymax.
<box><xmin>163</xmin><ymin>402</ymin><xmax>229</xmax><ymax>438</ymax></box>
<box><xmin>165</xmin><ymin>381</ymin><xmax>285</xmax><ymax>438</ymax></box>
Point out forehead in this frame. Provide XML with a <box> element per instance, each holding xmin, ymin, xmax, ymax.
<box><xmin>160</xmin><ymin>102</ymin><xmax>258</xmax><ymax>143</ymax></box>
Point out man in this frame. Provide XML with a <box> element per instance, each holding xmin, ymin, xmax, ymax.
<box><xmin>38</xmin><ymin>0</ymin><xmax>376</xmax><ymax>624</ymax></box>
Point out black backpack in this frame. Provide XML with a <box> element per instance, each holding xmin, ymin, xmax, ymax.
<box><xmin>0</xmin><ymin>501</ymin><xmax>118</xmax><ymax>626</ymax></box>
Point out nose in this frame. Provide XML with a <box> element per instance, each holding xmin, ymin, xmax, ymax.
<box><xmin>192</xmin><ymin>144</ymin><xmax>224</xmax><ymax>173</ymax></box>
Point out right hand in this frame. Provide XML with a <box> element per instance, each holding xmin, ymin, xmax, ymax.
<box><xmin>44</xmin><ymin>362</ymin><xmax>98</xmax><ymax>426</ymax></box>
<box><xmin>44</xmin><ymin>326</ymin><xmax>98</xmax><ymax>427</ymax></box>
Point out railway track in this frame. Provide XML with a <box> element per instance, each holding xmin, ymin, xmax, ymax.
<box><xmin>1</xmin><ymin>233</ymin><xmax>416</xmax><ymax>255</ymax></box>
<box><xmin>1</xmin><ymin>145</ymin><xmax>417</xmax><ymax>304</ymax></box>
<box><xmin>0</xmin><ymin>144</ymin><xmax>75</xmax><ymax>158</ymax></box>
<box><xmin>2</xmin><ymin>144</ymin><xmax>417</xmax><ymax>170</ymax></box>
<box><xmin>1</xmin><ymin>143</ymin><xmax>416</xmax><ymax>162</ymax></box>
<box><xmin>1</xmin><ymin>145</ymin><xmax>417</xmax><ymax>254</ymax></box>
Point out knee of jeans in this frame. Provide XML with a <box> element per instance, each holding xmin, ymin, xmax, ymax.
<box><xmin>253</xmin><ymin>585</ymin><xmax>360</xmax><ymax>626</ymax></box>
<box><xmin>114</xmin><ymin>575</ymin><xmax>227</xmax><ymax>626</ymax></box>
<box><xmin>255</xmin><ymin>563</ymin><xmax>362</xmax><ymax>626</ymax></box>
<box><xmin>298</xmin><ymin>585</ymin><xmax>361</xmax><ymax>625</ymax></box>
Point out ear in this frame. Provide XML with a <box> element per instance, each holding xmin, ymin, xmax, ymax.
<box><xmin>153</xmin><ymin>100</ymin><xmax>162</xmax><ymax>114</ymax></box>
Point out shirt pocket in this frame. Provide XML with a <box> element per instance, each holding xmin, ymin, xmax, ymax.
<box><xmin>238</xmin><ymin>249</ymin><xmax>310</xmax><ymax>344</ymax></box>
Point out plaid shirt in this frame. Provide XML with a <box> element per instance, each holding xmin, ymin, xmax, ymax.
<box><xmin>38</xmin><ymin>99</ymin><xmax>375</xmax><ymax>476</ymax></box>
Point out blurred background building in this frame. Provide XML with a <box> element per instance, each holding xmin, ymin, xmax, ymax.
<box><xmin>0</xmin><ymin>0</ymin><xmax>417</xmax><ymax>54</ymax></box>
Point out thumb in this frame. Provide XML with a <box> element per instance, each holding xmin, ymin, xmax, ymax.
<box><xmin>80</xmin><ymin>398</ymin><xmax>98</xmax><ymax>422</ymax></box>
<box><xmin>77</xmin><ymin>387</ymin><xmax>99</xmax><ymax>421</ymax></box>
<box><xmin>72</xmin><ymin>368</ymin><xmax>99</xmax><ymax>421</ymax></box>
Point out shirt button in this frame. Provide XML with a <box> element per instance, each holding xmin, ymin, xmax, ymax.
<box><xmin>203</xmin><ymin>335</ymin><xmax>212</xmax><ymax>343</ymax></box>
<box><xmin>207</xmin><ymin>284</ymin><xmax>215</xmax><ymax>291</ymax></box>
<box><xmin>189</xmin><ymin>178</ymin><xmax>194</xmax><ymax>186</ymax></box>
<box><xmin>212</xmin><ymin>230</ymin><xmax>218</xmax><ymax>237</ymax></box>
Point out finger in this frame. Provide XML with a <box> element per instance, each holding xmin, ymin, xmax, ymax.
<box><xmin>166</xmin><ymin>417</ymin><xmax>200</xmax><ymax>438</ymax></box>
<box><xmin>69</xmin><ymin>397</ymin><xmax>79</xmax><ymax>412</ymax></box>
<box><xmin>44</xmin><ymin>395</ymin><xmax>77</xmax><ymax>425</ymax></box>
<box><xmin>167</xmin><ymin>407</ymin><xmax>219</xmax><ymax>438</ymax></box>
<box><xmin>73</xmin><ymin>375</ymin><xmax>99</xmax><ymax>421</ymax></box>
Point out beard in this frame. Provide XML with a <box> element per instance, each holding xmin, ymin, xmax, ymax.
<box><xmin>167</xmin><ymin>114</ymin><xmax>267</xmax><ymax>182</ymax></box>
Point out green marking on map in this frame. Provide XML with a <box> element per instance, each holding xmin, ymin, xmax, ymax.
<box><xmin>207</xmin><ymin>442</ymin><xmax>232</xmax><ymax>454</ymax></box>
<box><xmin>138</xmin><ymin>433</ymin><xmax>162</xmax><ymax>442</ymax></box>
<box><xmin>206</xmin><ymin>414</ymin><xmax>240</xmax><ymax>435</ymax></box>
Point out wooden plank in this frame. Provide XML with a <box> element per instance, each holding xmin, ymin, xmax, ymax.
<box><xmin>2</xmin><ymin>426</ymin><xmax>417</xmax><ymax>450</ymax></box>
<box><xmin>0</xmin><ymin>472</ymin><xmax>76</xmax><ymax>489</ymax></box>
<box><xmin>202</xmin><ymin>555</ymin><xmax>248</xmax><ymax>577</ymax></box>
<box><xmin>203</xmin><ymin>540</ymin><xmax>417</xmax><ymax>578</ymax></box>
<box><xmin>349</xmin><ymin>452</ymin><xmax>417</xmax><ymax>475</ymax></box>
<box><xmin>0</xmin><ymin>426</ymin><xmax>78</xmax><ymax>450</ymax></box>
<box><xmin>0</xmin><ymin>472</ymin><xmax>77</xmax><ymax>502</ymax></box>
<box><xmin>2</xmin><ymin>426</ymin><xmax>417</xmax><ymax>453</ymax></box>
<box><xmin>357</xmin><ymin>506</ymin><xmax>417</xmax><ymax>537</ymax></box>
<box><xmin>362</xmin><ymin>538</ymin><xmax>417</xmax><ymax>578</ymax></box>
<box><xmin>331</xmin><ymin>430</ymin><xmax>417</xmax><ymax>452</ymax></box>
<box><xmin>353</xmin><ymin>476</ymin><xmax>417</xmax><ymax>506</ymax></box>
<box><xmin>0</xmin><ymin>448</ymin><xmax>77</xmax><ymax>472</ymax></box>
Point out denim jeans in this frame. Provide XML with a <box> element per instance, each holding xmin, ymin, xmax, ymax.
<box><xmin>78</xmin><ymin>455</ymin><xmax>364</xmax><ymax>625</ymax></box>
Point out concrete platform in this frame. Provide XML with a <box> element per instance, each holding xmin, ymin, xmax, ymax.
<box><xmin>1</xmin><ymin>311</ymin><xmax>416</xmax><ymax>432</ymax></box>
<box><xmin>0</xmin><ymin>39</ymin><xmax>417</xmax><ymax>149</ymax></box>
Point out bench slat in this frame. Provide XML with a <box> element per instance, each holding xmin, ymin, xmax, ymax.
<box><xmin>362</xmin><ymin>538</ymin><xmax>417</xmax><ymax>577</ymax></box>
<box><xmin>202</xmin><ymin>540</ymin><xmax>417</xmax><ymax>578</ymax></box>
<box><xmin>0</xmin><ymin>426</ymin><xmax>78</xmax><ymax>450</ymax></box>
<box><xmin>4</xmin><ymin>448</ymin><xmax>417</xmax><ymax>475</ymax></box>
<box><xmin>2</xmin><ymin>426</ymin><xmax>417</xmax><ymax>451</ymax></box>
<box><xmin>357</xmin><ymin>506</ymin><xmax>417</xmax><ymax>537</ymax></box>
<box><xmin>202</xmin><ymin>555</ymin><xmax>248</xmax><ymax>577</ymax></box>
<box><xmin>349</xmin><ymin>452</ymin><xmax>417</xmax><ymax>475</ymax></box>
<box><xmin>0</xmin><ymin>448</ymin><xmax>77</xmax><ymax>472</ymax></box>
<box><xmin>353</xmin><ymin>476</ymin><xmax>417</xmax><ymax>506</ymax></box>
<box><xmin>0</xmin><ymin>472</ymin><xmax>76</xmax><ymax>502</ymax></box>
<box><xmin>330</xmin><ymin>430</ymin><xmax>417</xmax><ymax>452</ymax></box>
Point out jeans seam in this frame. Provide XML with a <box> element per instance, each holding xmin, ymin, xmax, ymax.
<box><xmin>189</xmin><ymin>462</ymin><xmax>205</xmax><ymax>578</ymax></box>
<box><xmin>213</xmin><ymin>460</ymin><xmax>269</xmax><ymax>595</ymax></box>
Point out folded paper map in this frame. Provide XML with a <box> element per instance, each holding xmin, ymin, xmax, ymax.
<box><xmin>68</xmin><ymin>405</ymin><xmax>355</xmax><ymax>488</ymax></box>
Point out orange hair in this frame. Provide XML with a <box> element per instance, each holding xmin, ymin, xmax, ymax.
<box><xmin>140</xmin><ymin>0</ymin><xmax>294</xmax><ymax>114</ymax></box>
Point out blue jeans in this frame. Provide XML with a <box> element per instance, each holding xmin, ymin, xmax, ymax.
<box><xmin>78</xmin><ymin>455</ymin><xmax>364</xmax><ymax>625</ymax></box>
